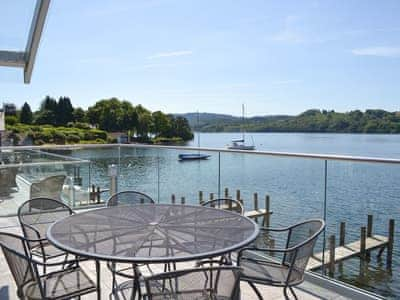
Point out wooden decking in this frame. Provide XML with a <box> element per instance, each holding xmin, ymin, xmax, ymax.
<box><xmin>307</xmin><ymin>234</ymin><xmax>389</xmax><ymax>271</ymax></box>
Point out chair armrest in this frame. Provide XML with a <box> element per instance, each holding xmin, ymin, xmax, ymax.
<box><xmin>259</xmin><ymin>226</ymin><xmax>291</xmax><ymax>233</ymax></box>
<box><xmin>32</xmin><ymin>256</ymin><xmax>89</xmax><ymax>267</ymax></box>
<box><xmin>237</xmin><ymin>246</ymin><xmax>293</xmax><ymax>262</ymax></box>
<box><xmin>195</xmin><ymin>259</ymin><xmax>227</xmax><ymax>267</ymax></box>
<box><xmin>21</xmin><ymin>224</ymin><xmax>48</xmax><ymax>257</ymax></box>
<box><xmin>21</xmin><ymin>223</ymin><xmax>42</xmax><ymax>241</ymax></box>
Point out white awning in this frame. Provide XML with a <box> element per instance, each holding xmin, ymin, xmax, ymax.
<box><xmin>0</xmin><ymin>0</ymin><xmax>50</xmax><ymax>84</ymax></box>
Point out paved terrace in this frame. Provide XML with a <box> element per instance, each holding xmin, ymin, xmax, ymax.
<box><xmin>0</xmin><ymin>216</ymin><xmax>383</xmax><ymax>300</ymax></box>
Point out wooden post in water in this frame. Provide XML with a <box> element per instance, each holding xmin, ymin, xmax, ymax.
<box><xmin>236</xmin><ymin>189</ymin><xmax>243</xmax><ymax>206</ymax></box>
<box><xmin>171</xmin><ymin>194</ymin><xmax>176</xmax><ymax>204</ymax></box>
<box><xmin>224</xmin><ymin>188</ymin><xmax>229</xmax><ymax>198</ymax></box>
<box><xmin>366</xmin><ymin>215</ymin><xmax>373</xmax><ymax>260</ymax></box>
<box><xmin>387</xmin><ymin>219</ymin><xmax>394</xmax><ymax>268</ymax></box>
<box><xmin>253</xmin><ymin>193</ymin><xmax>258</xmax><ymax>223</ymax></box>
<box><xmin>339</xmin><ymin>222</ymin><xmax>346</xmax><ymax>246</ymax></box>
<box><xmin>269</xmin><ymin>239</ymin><xmax>275</xmax><ymax>256</ymax></box>
<box><xmin>360</xmin><ymin>226</ymin><xmax>366</xmax><ymax>261</ymax></box>
<box><xmin>181</xmin><ymin>197</ymin><xmax>185</xmax><ymax>205</ymax></box>
<box><xmin>264</xmin><ymin>195</ymin><xmax>270</xmax><ymax>227</ymax></box>
<box><xmin>367</xmin><ymin>215</ymin><xmax>373</xmax><ymax>237</ymax></box>
<box><xmin>96</xmin><ymin>187</ymin><xmax>101</xmax><ymax>203</ymax></box>
<box><xmin>329</xmin><ymin>235</ymin><xmax>335</xmax><ymax>276</ymax></box>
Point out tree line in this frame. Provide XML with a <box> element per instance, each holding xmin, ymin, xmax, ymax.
<box><xmin>6</xmin><ymin>96</ymin><xmax>193</xmax><ymax>144</ymax></box>
<box><xmin>194</xmin><ymin>109</ymin><xmax>400</xmax><ymax>134</ymax></box>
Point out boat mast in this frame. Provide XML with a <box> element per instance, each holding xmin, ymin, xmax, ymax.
<box><xmin>197</xmin><ymin>111</ymin><xmax>200</xmax><ymax>153</ymax></box>
<box><xmin>242</xmin><ymin>104</ymin><xmax>245</xmax><ymax>142</ymax></box>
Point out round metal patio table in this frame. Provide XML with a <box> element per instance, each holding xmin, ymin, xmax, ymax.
<box><xmin>47</xmin><ymin>203</ymin><xmax>259</xmax><ymax>299</ymax></box>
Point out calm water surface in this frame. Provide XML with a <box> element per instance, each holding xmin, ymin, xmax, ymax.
<box><xmin>69</xmin><ymin>133</ymin><xmax>400</xmax><ymax>299</ymax></box>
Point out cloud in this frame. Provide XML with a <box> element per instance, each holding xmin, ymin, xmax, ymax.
<box><xmin>147</xmin><ymin>50</ymin><xmax>193</xmax><ymax>59</ymax></box>
<box><xmin>351</xmin><ymin>47</ymin><xmax>400</xmax><ymax>58</ymax></box>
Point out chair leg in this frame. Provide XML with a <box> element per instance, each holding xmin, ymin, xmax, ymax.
<box><xmin>248</xmin><ymin>281</ymin><xmax>263</xmax><ymax>300</ymax></box>
<box><xmin>289</xmin><ymin>286</ymin><xmax>298</xmax><ymax>300</ymax></box>
<box><xmin>284</xmin><ymin>286</ymin><xmax>290</xmax><ymax>299</ymax></box>
<box><xmin>111</xmin><ymin>263</ymin><xmax>116</xmax><ymax>293</ymax></box>
<box><xmin>283</xmin><ymin>286</ymin><xmax>298</xmax><ymax>300</ymax></box>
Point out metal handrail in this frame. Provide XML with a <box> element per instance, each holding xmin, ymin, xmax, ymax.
<box><xmin>1</xmin><ymin>143</ymin><xmax>400</xmax><ymax>164</ymax></box>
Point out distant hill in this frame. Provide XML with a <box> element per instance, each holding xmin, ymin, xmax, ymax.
<box><xmin>176</xmin><ymin>112</ymin><xmax>292</xmax><ymax>132</ymax></box>
<box><xmin>176</xmin><ymin>109</ymin><xmax>400</xmax><ymax>133</ymax></box>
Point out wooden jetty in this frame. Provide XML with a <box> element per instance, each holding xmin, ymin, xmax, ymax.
<box><xmin>307</xmin><ymin>216</ymin><xmax>394</xmax><ymax>275</ymax></box>
<box><xmin>171</xmin><ymin>188</ymin><xmax>274</xmax><ymax>226</ymax></box>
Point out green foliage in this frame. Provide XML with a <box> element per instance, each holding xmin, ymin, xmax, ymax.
<box><xmin>73</xmin><ymin>107</ymin><xmax>87</xmax><ymax>123</ymax></box>
<box><xmin>35</xmin><ymin>109</ymin><xmax>56</xmax><ymax>125</ymax></box>
<box><xmin>87</xmin><ymin>98</ymin><xmax>138</xmax><ymax>132</ymax></box>
<box><xmin>193</xmin><ymin>110</ymin><xmax>400</xmax><ymax>134</ymax></box>
<box><xmin>66</xmin><ymin>134</ymin><xmax>80</xmax><ymax>144</ymax></box>
<box><xmin>56</xmin><ymin>97</ymin><xmax>74</xmax><ymax>126</ymax></box>
<box><xmin>5</xmin><ymin>116</ymin><xmax>18</xmax><ymax>126</ymax></box>
<box><xmin>20</xmin><ymin>102</ymin><xmax>33</xmax><ymax>124</ymax></box>
<box><xmin>6</xmin><ymin>96</ymin><xmax>193</xmax><ymax>145</ymax></box>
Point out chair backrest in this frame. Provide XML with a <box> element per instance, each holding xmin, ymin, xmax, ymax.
<box><xmin>201</xmin><ymin>198</ymin><xmax>244</xmax><ymax>215</ymax></box>
<box><xmin>144</xmin><ymin>266</ymin><xmax>240</xmax><ymax>300</ymax></box>
<box><xmin>18</xmin><ymin>198</ymin><xmax>73</xmax><ymax>249</ymax></box>
<box><xmin>106</xmin><ymin>191</ymin><xmax>155</xmax><ymax>207</ymax></box>
<box><xmin>30</xmin><ymin>175</ymin><xmax>66</xmax><ymax>200</ymax></box>
<box><xmin>283</xmin><ymin>219</ymin><xmax>325</xmax><ymax>284</ymax></box>
<box><xmin>0</xmin><ymin>232</ymin><xmax>39</xmax><ymax>298</ymax></box>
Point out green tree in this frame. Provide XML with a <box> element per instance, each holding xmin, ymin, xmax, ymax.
<box><xmin>152</xmin><ymin>111</ymin><xmax>171</xmax><ymax>137</ymax></box>
<box><xmin>73</xmin><ymin>107</ymin><xmax>87</xmax><ymax>123</ymax></box>
<box><xmin>40</xmin><ymin>96</ymin><xmax>58</xmax><ymax>112</ymax></box>
<box><xmin>135</xmin><ymin>105</ymin><xmax>153</xmax><ymax>139</ymax></box>
<box><xmin>36</xmin><ymin>96</ymin><xmax>57</xmax><ymax>125</ymax></box>
<box><xmin>20</xmin><ymin>102</ymin><xmax>33</xmax><ymax>124</ymax></box>
<box><xmin>56</xmin><ymin>97</ymin><xmax>74</xmax><ymax>126</ymax></box>
<box><xmin>172</xmin><ymin>116</ymin><xmax>193</xmax><ymax>140</ymax></box>
<box><xmin>35</xmin><ymin>110</ymin><xmax>56</xmax><ymax>125</ymax></box>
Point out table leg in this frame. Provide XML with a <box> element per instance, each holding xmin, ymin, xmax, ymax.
<box><xmin>96</xmin><ymin>260</ymin><xmax>101</xmax><ymax>300</ymax></box>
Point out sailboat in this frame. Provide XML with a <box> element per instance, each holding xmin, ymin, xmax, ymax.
<box><xmin>179</xmin><ymin>112</ymin><xmax>211</xmax><ymax>161</ymax></box>
<box><xmin>227</xmin><ymin>104</ymin><xmax>256</xmax><ymax>150</ymax></box>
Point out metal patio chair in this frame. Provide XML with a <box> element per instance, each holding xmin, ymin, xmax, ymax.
<box><xmin>0</xmin><ymin>232</ymin><xmax>98</xmax><ymax>300</ymax></box>
<box><xmin>30</xmin><ymin>175</ymin><xmax>66</xmax><ymax>200</ymax></box>
<box><xmin>18</xmin><ymin>197</ymin><xmax>74</xmax><ymax>274</ymax></box>
<box><xmin>106</xmin><ymin>190</ymin><xmax>156</xmax><ymax>293</ymax></box>
<box><xmin>237</xmin><ymin>219</ymin><xmax>325</xmax><ymax>300</ymax></box>
<box><xmin>201</xmin><ymin>198</ymin><xmax>244</xmax><ymax>215</ymax></box>
<box><xmin>199</xmin><ymin>198</ymin><xmax>244</xmax><ymax>266</ymax></box>
<box><xmin>140</xmin><ymin>266</ymin><xmax>241</xmax><ymax>300</ymax></box>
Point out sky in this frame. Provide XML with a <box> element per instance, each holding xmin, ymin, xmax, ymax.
<box><xmin>1</xmin><ymin>0</ymin><xmax>400</xmax><ymax>116</ymax></box>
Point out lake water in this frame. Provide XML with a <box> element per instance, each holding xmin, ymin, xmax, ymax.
<box><xmin>189</xmin><ymin>132</ymin><xmax>400</xmax><ymax>158</ymax></box>
<box><xmin>68</xmin><ymin>132</ymin><xmax>400</xmax><ymax>299</ymax></box>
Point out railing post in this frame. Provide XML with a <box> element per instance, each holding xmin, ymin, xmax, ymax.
<box><xmin>181</xmin><ymin>197</ymin><xmax>185</xmax><ymax>205</ymax></box>
<box><xmin>199</xmin><ymin>191</ymin><xmax>203</xmax><ymax>204</ymax></box>
<box><xmin>171</xmin><ymin>194</ymin><xmax>176</xmax><ymax>204</ymax></box>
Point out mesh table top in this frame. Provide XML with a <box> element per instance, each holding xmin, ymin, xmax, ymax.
<box><xmin>47</xmin><ymin>204</ymin><xmax>259</xmax><ymax>263</ymax></box>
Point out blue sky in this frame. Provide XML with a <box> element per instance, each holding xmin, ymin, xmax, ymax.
<box><xmin>1</xmin><ymin>0</ymin><xmax>400</xmax><ymax>116</ymax></box>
